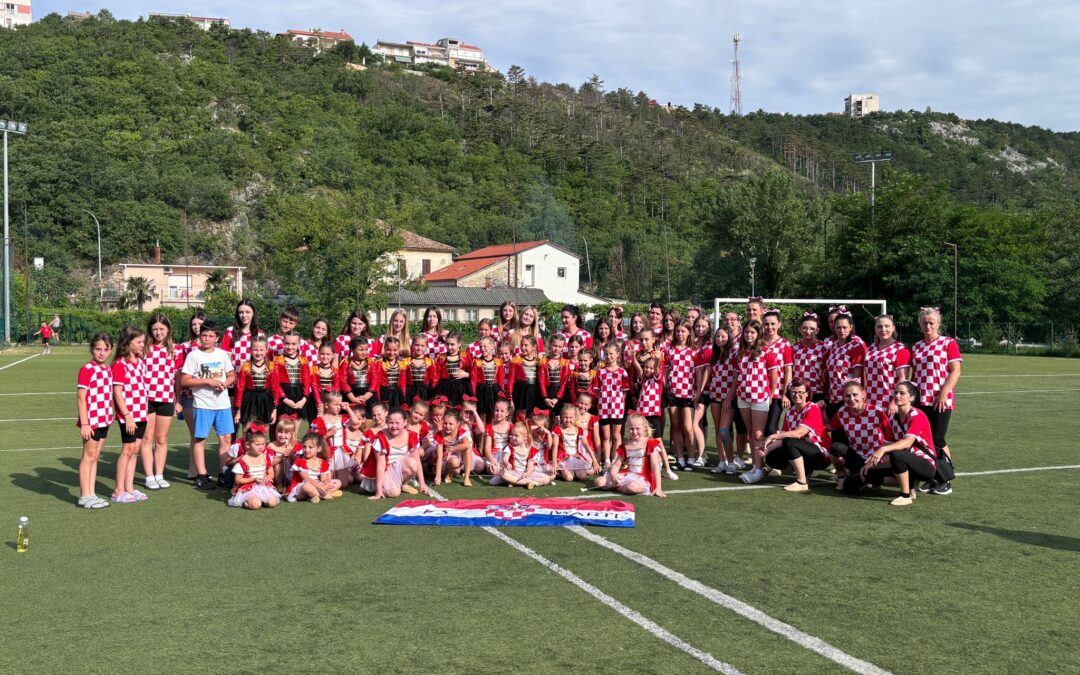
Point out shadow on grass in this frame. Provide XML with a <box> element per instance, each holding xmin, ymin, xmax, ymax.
<box><xmin>947</xmin><ymin>523</ymin><xmax>1080</xmax><ymax>553</ymax></box>
<box><xmin>10</xmin><ymin>465</ymin><xmax>82</xmax><ymax>503</ymax></box>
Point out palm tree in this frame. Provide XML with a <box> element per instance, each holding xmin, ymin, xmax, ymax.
<box><xmin>124</xmin><ymin>276</ymin><xmax>156</xmax><ymax>311</ymax></box>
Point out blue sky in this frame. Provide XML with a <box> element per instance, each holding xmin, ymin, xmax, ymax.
<box><xmin>38</xmin><ymin>0</ymin><xmax>1080</xmax><ymax>131</ymax></box>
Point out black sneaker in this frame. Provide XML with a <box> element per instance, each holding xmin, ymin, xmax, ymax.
<box><xmin>217</xmin><ymin>472</ymin><xmax>234</xmax><ymax>489</ymax></box>
<box><xmin>917</xmin><ymin>480</ymin><xmax>937</xmax><ymax>493</ymax></box>
<box><xmin>930</xmin><ymin>481</ymin><xmax>953</xmax><ymax>496</ymax></box>
<box><xmin>194</xmin><ymin>475</ymin><xmax>215</xmax><ymax>490</ymax></box>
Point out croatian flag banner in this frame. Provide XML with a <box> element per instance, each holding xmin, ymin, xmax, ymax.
<box><xmin>373</xmin><ymin>498</ymin><xmax>635</xmax><ymax>528</ymax></box>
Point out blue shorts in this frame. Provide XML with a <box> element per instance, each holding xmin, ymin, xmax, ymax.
<box><xmin>193</xmin><ymin>408</ymin><xmax>235</xmax><ymax>440</ymax></box>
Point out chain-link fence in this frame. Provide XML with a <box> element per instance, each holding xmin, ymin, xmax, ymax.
<box><xmin>953</xmin><ymin>322</ymin><xmax>1080</xmax><ymax>356</ymax></box>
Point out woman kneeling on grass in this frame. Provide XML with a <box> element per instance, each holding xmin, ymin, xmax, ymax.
<box><xmin>860</xmin><ymin>381</ymin><xmax>938</xmax><ymax>506</ymax></box>
<box><xmin>593</xmin><ymin>414</ymin><xmax>666</xmax><ymax>497</ymax></box>
<box><xmin>762</xmin><ymin>378</ymin><xmax>831</xmax><ymax>493</ymax></box>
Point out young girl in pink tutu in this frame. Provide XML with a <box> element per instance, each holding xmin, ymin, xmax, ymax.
<box><xmin>228</xmin><ymin>429</ymin><xmax>280</xmax><ymax>509</ymax></box>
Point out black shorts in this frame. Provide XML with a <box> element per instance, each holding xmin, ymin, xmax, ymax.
<box><xmin>599</xmin><ymin>417</ymin><xmax>623</xmax><ymax>427</ymax></box>
<box><xmin>41</xmin><ymin>337</ymin><xmax>50</xmax><ymax>345</ymax></box>
<box><xmin>88</xmin><ymin>426</ymin><xmax>109</xmax><ymax>441</ymax></box>
<box><xmin>667</xmin><ymin>396</ymin><xmax>694</xmax><ymax>409</ymax></box>
<box><xmin>698</xmin><ymin>394</ymin><xmax>712</xmax><ymax>406</ymax></box>
<box><xmin>118</xmin><ymin>420</ymin><xmax>148</xmax><ymax>444</ymax></box>
<box><xmin>148</xmin><ymin>400</ymin><xmax>175</xmax><ymax>417</ymax></box>
<box><xmin>645</xmin><ymin>416</ymin><xmax>661</xmax><ymax>437</ymax></box>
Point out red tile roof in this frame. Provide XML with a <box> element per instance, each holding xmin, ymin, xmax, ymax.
<box><xmin>454</xmin><ymin>240</ymin><xmax>548</xmax><ymax>260</ymax></box>
<box><xmin>460</xmin><ymin>44</ymin><xmax>483</xmax><ymax>50</ymax></box>
<box><xmin>400</xmin><ymin>230</ymin><xmax>454</xmax><ymax>253</ymax></box>
<box><xmin>423</xmin><ymin>257</ymin><xmax>502</xmax><ymax>282</ymax></box>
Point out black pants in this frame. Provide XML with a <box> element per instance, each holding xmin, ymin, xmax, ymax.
<box><xmin>917</xmin><ymin>405</ymin><xmax>952</xmax><ymax>451</ymax></box>
<box><xmin>831</xmin><ymin>445</ymin><xmax>881</xmax><ymax>495</ymax></box>
<box><xmin>764</xmin><ymin>399</ymin><xmax>784</xmax><ymax>436</ymax></box>
<box><xmin>888</xmin><ymin>450</ymin><xmax>936</xmax><ymax>483</ymax></box>
<box><xmin>765</xmin><ymin>438</ymin><xmax>830</xmax><ymax>473</ymax></box>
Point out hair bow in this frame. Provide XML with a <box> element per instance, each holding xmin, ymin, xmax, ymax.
<box><xmin>764</xmin><ymin>307</ymin><xmax>781</xmax><ymax>317</ymax></box>
<box><xmin>400</xmin><ymin>404</ymin><xmax>410</xmax><ymax>413</ymax></box>
<box><xmin>532</xmin><ymin>408</ymin><xmax>550</xmax><ymax>417</ymax></box>
<box><xmin>497</xmin><ymin>391</ymin><xmax>511</xmax><ymax>400</ymax></box>
<box><xmin>829</xmin><ymin>305</ymin><xmax>848</xmax><ymax>315</ymax></box>
<box><xmin>430</xmin><ymin>395</ymin><xmax>449</xmax><ymax>405</ymax></box>
<box><xmin>920</xmin><ymin>306</ymin><xmax>941</xmax><ymax>313</ymax></box>
<box><xmin>625</xmin><ymin>410</ymin><xmax>642</xmax><ymax>417</ymax></box>
<box><xmin>802</xmin><ymin>311</ymin><xmax>818</xmax><ymax>321</ymax></box>
<box><xmin>249</xmin><ymin>424</ymin><xmax>268</xmax><ymax>434</ymax></box>
<box><xmin>461</xmin><ymin>394</ymin><xmax>477</xmax><ymax>402</ymax></box>
<box><xmin>448</xmin><ymin>405</ymin><xmax>463</xmax><ymax>412</ymax></box>
<box><xmin>748</xmin><ymin>296</ymin><xmax>764</xmax><ymax>304</ymax></box>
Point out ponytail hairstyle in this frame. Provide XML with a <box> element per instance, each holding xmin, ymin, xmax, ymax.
<box><xmin>301</xmin><ymin>432</ymin><xmax>330</xmax><ymax>460</ymax></box>
<box><xmin>113</xmin><ymin>325</ymin><xmax>147</xmax><ymax>364</ymax></box>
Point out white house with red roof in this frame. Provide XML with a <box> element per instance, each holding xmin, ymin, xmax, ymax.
<box><xmin>424</xmin><ymin>240</ymin><xmax>606</xmax><ymax>306</ymax></box>
<box><xmin>283</xmin><ymin>28</ymin><xmax>354</xmax><ymax>51</ymax></box>
<box><xmin>373</xmin><ymin>36</ymin><xmax>495</xmax><ymax>72</ymax></box>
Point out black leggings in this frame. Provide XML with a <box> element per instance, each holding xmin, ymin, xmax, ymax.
<box><xmin>764</xmin><ymin>399</ymin><xmax>784</xmax><ymax>436</ymax></box>
<box><xmin>917</xmin><ymin>405</ymin><xmax>952</xmax><ymax>451</ymax></box>
<box><xmin>831</xmin><ymin>446</ymin><xmax>880</xmax><ymax>495</ymax></box>
<box><xmin>888</xmin><ymin>450</ymin><xmax>936</xmax><ymax>482</ymax></box>
<box><xmin>765</xmin><ymin>438</ymin><xmax>830</xmax><ymax>472</ymax></box>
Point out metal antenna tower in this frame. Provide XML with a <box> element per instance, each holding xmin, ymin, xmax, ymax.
<box><xmin>730</xmin><ymin>32</ymin><xmax>742</xmax><ymax>116</ymax></box>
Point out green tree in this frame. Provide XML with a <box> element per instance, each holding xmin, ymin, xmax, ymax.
<box><xmin>123</xmin><ymin>276</ymin><xmax>156</xmax><ymax>311</ymax></box>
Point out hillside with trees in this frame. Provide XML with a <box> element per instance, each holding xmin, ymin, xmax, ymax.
<box><xmin>2</xmin><ymin>11</ymin><xmax>1077</xmax><ymax>329</ymax></box>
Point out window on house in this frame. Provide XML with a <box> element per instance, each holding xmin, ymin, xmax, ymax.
<box><xmin>466</xmin><ymin>309</ymin><xmax>478</xmax><ymax>322</ymax></box>
<box><xmin>445</xmin><ymin>309</ymin><xmax>457</xmax><ymax>322</ymax></box>
<box><xmin>557</xmin><ymin>267</ymin><xmax>567</xmax><ymax>278</ymax></box>
<box><xmin>422</xmin><ymin>259</ymin><xmax>432</xmax><ymax>275</ymax></box>
<box><xmin>168</xmin><ymin>276</ymin><xmax>193</xmax><ymax>299</ymax></box>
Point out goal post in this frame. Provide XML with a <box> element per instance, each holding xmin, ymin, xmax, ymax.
<box><xmin>711</xmin><ymin>297</ymin><xmax>888</xmax><ymax>330</ymax></box>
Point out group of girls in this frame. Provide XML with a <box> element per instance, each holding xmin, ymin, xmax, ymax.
<box><xmin>75</xmin><ymin>297</ymin><xmax>959</xmax><ymax>509</ymax></box>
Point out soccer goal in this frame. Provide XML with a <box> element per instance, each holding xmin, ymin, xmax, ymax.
<box><xmin>711</xmin><ymin>297</ymin><xmax>888</xmax><ymax>330</ymax></box>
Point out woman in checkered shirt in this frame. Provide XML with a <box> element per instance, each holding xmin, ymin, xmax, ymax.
<box><xmin>911</xmin><ymin>307</ymin><xmax>962</xmax><ymax>496</ymax></box>
<box><xmin>76</xmin><ymin>333</ymin><xmax>115</xmax><ymax>509</ymax></box>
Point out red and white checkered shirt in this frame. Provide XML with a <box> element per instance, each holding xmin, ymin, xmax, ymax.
<box><xmin>736</xmin><ymin>350</ymin><xmax>780</xmax><ymax>404</ymax></box>
<box><xmin>762</xmin><ymin>337</ymin><xmax>794</xmax><ymax>399</ymax></box>
<box><xmin>911</xmin><ymin>336</ymin><xmax>962</xmax><ymax>411</ymax></box>
<box><xmin>863</xmin><ymin>341</ymin><xmax>911</xmax><ymax>408</ymax></box>
<box><xmin>300</xmin><ymin>340</ymin><xmax>322</xmax><ymax>363</ymax></box>
<box><xmin>886</xmin><ymin>407</ymin><xmax>937</xmax><ymax>466</ymax></box>
<box><xmin>594</xmin><ymin>367</ymin><xmax>631</xmax><ymax>419</ymax></box>
<box><xmin>622</xmin><ymin>339</ymin><xmax>641</xmax><ymax>366</ymax></box>
<box><xmin>782</xmin><ymin>404</ymin><xmax>829</xmax><ymax>454</ymax></box>
<box><xmin>334</xmin><ymin>334</ymin><xmax>357</xmax><ymax>360</ymax></box>
<box><xmin>830</xmin><ymin>404</ymin><xmax>888</xmax><ymax>460</ymax></box>
<box><xmin>885</xmin><ymin>401</ymin><xmax>937</xmax><ymax>466</ymax></box>
<box><xmin>467</xmin><ymin>341</ymin><xmax>484</xmax><ymax>360</ymax></box>
<box><xmin>111</xmin><ymin>358</ymin><xmax>149</xmax><ymax>423</ymax></box>
<box><xmin>420</xmin><ymin>331</ymin><xmax>447</xmax><ymax>359</ymax></box>
<box><xmin>825</xmin><ymin>336</ymin><xmax>867</xmax><ymax>403</ymax></box>
<box><xmin>792</xmin><ymin>340</ymin><xmax>827</xmax><ymax>395</ymax></box>
<box><xmin>706</xmin><ymin>349</ymin><xmax>738</xmax><ymax>401</ymax></box>
<box><xmin>635</xmin><ymin>375</ymin><xmax>664</xmax><ymax>417</ymax></box>
<box><xmin>143</xmin><ymin>344</ymin><xmax>179</xmax><ymax>403</ymax></box>
<box><xmin>557</xmin><ymin>329</ymin><xmax>593</xmax><ymax>356</ymax></box>
<box><xmin>77</xmin><ymin>361</ymin><xmax>114</xmax><ymax>429</ymax></box>
<box><xmin>267</xmin><ymin>334</ymin><xmax>312</xmax><ymax>359</ymax></box>
<box><xmin>663</xmin><ymin>345</ymin><xmax>697</xmax><ymax>399</ymax></box>
<box><xmin>222</xmin><ymin>327</ymin><xmax>265</xmax><ymax>368</ymax></box>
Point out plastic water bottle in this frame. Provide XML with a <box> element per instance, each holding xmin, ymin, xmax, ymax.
<box><xmin>16</xmin><ymin>517</ymin><xmax>29</xmax><ymax>553</ymax></box>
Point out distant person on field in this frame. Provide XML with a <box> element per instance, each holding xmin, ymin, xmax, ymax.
<box><xmin>33</xmin><ymin>322</ymin><xmax>53</xmax><ymax>355</ymax></box>
<box><xmin>50</xmin><ymin>313</ymin><xmax>61</xmax><ymax>343</ymax></box>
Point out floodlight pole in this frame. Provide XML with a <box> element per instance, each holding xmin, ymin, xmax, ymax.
<box><xmin>945</xmin><ymin>242</ymin><xmax>958</xmax><ymax>337</ymax></box>
<box><xmin>2</xmin><ymin>119</ymin><xmax>28</xmax><ymax>344</ymax></box>
<box><xmin>80</xmin><ymin>209</ymin><xmax>102</xmax><ymax>302</ymax></box>
<box><xmin>854</xmin><ymin>151</ymin><xmax>893</xmax><ymax>239</ymax></box>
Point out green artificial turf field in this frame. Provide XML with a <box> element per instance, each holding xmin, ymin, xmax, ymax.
<box><xmin>1</xmin><ymin>346</ymin><xmax>1078</xmax><ymax>674</ymax></box>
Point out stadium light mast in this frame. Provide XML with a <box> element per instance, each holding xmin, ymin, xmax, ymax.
<box><xmin>854</xmin><ymin>151</ymin><xmax>892</xmax><ymax>234</ymax></box>
<box><xmin>2</xmin><ymin>119</ymin><xmax>27</xmax><ymax>344</ymax></box>
<box><xmin>80</xmin><ymin>209</ymin><xmax>102</xmax><ymax>303</ymax></box>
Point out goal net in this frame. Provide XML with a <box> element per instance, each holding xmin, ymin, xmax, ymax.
<box><xmin>711</xmin><ymin>297</ymin><xmax>888</xmax><ymax>330</ymax></box>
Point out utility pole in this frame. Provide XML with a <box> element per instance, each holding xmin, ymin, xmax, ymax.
<box><xmin>730</xmin><ymin>33</ymin><xmax>743</xmax><ymax>116</ymax></box>
<box><xmin>945</xmin><ymin>242</ymin><xmax>958</xmax><ymax>337</ymax></box>
<box><xmin>1</xmin><ymin>119</ymin><xmax>28</xmax><ymax>344</ymax></box>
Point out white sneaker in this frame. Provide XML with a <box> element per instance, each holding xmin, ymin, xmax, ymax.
<box><xmin>286</xmin><ymin>495</ymin><xmax>297</xmax><ymax>503</ymax></box>
<box><xmin>724</xmin><ymin>461</ymin><xmax>739</xmax><ymax>475</ymax></box>
<box><xmin>766</xmin><ymin>468</ymin><xmax>782</xmax><ymax>478</ymax></box>
<box><xmin>665</xmin><ymin>468</ymin><xmax>680</xmax><ymax>481</ymax></box>
<box><xmin>144</xmin><ymin>476</ymin><xmax>161</xmax><ymax>490</ymax></box>
<box><xmin>692</xmin><ymin>457</ymin><xmax>705</xmax><ymax>467</ymax></box>
<box><xmin>740</xmin><ymin>467</ymin><xmax>764</xmax><ymax>484</ymax></box>
<box><xmin>155</xmin><ymin>475</ymin><xmax>171</xmax><ymax>489</ymax></box>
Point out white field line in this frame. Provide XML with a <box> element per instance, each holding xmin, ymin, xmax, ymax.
<box><xmin>963</xmin><ymin>374</ymin><xmax>1080</xmax><ymax>378</ymax></box>
<box><xmin>425</xmin><ymin>488</ymin><xmax>740</xmax><ymax>674</ymax></box>
<box><xmin>955</xmin><ymin>465</ymin><xmax>1080</xmax><ymax>477</ymax></box>
<box><xmin>0</xmin><ymin>417</ymin><xmax>76</xmax><ymax>423</ymax></box>
<box><xmin>957</xmin><ymin>388</ymin><xmax>1080</xmax><ymax>396</ymax></box>
<box><xmin>577</xmin><ymin>465</ymin><xmax>1080</xmax><ymax>499</ymax></box>
<box><xmin>0</xmin><ymin>391</ymin><xmax>68</xmax><ymax>396</ymax></box>
<box><xmin>568</xmin><ymin>526</ymin><xmax>891</xmax><ymax>675</ymax></box>
<box><xmin>0</xmin><ymin>354</ymin><xmax>40</xmax><ymax>371</ymax></box>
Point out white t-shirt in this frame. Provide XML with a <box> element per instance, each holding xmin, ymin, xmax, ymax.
<box><xmin>181</xmin><ymin>347</ymin><xmax>234</xmax><ymax>410</ymax></box>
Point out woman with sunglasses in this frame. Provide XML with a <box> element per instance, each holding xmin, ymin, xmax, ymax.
<box><xmin>762</xmin><ymin>378</ymin><xmax>831</xmax><ymax>492</ymax></box>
